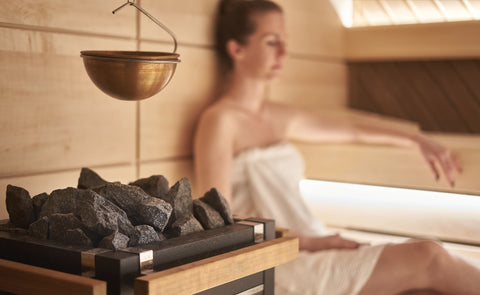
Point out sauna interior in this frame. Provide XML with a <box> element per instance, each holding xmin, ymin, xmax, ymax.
<box><xmin>1</xmin><ymin>0</ymin><xmax>480</xmax><ymax>261</ymax></box>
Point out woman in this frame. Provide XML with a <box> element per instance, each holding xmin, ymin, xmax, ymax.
<box><xmin>194</xmin><ymin>0</ymin><xmax>479</xmax><ymax>294</ymax></box>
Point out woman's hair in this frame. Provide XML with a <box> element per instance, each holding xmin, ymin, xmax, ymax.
<box><xmin>215</xmin><ymin>0</ymin><xmax>282</xmax><ymax>73</ymax></box>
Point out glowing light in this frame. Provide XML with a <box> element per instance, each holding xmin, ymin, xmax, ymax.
<box><xmin>300</xmin><ymin>179</ymin><xmax>480</xmax><ymax>211</ymax></box>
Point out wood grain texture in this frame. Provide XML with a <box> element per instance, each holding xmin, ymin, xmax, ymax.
<box><xmin>276</xmin><ymin>0</ymin><xmax>344</xmax><ymax>58</ymax></box>
<box><xmin>269</xmin><ymin>57</ymin><xmax>347</xmax><ymax>109</ymax></box>
<box><xmin>0</xmin><ymin>0</ymin><xmax>136</xmax><ymax>37</ymax></box>
<box><xmin>140</xmin><ymin>0</ymin><xmax>218</xmax><ymax>46</ymax></box>
<box><xmin>138</xmin><ymin>44</ymin><xmax>218</xmax><ymax>161</ymax></box>
<box><xmin>346</xmin><ymin>21</ymin><xmax>480</xmax><ymax>61</ymax></box>
<box><xmin>348</xmin><ymin>60</ymin><xmax>480</xmax><ymax>134</ymax></box>
<box><xmin>134</xmin><ymin>236</ymin><xmax>298</xmax><ymax>295</ymax></box>
<box><xmin>0</xmin><ymin>258</ymin><xmax>106</xmax><ymax>295</ymax></box>
<box><xmin>295</xmin><ymin>133</ymin><xmax>480</xmax><ymax>196</ymax></box>
<box><xmin>0</xmin><ymin>29</ymin><xmax>137</xmax><ymax>177</ymax></box>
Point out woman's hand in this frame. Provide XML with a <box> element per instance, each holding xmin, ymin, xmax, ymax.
<box><xmin>299</xmin><ymin>234</ymin><xmax>363</xmax><ymax>252</ymax></box>
<box><xmin>414</xmin><ymin>134</ymin><xmax>462</xmax><ymax>187</ymax></box>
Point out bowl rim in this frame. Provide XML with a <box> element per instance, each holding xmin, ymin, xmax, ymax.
<box><xmin>80</xmin><ymin>50</ymin><xmax>180</xmax><ymax>61</ymax></box>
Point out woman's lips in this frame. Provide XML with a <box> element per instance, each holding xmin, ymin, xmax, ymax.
<box><xmin>272</xmin><ymin>64</ymin><xmax>283</xmax><ymax>70</ymax></box>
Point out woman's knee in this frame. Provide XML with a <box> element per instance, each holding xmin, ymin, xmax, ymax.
<box><xmin>409</xmin><ymin>240</ymin><xmax>451</xmax><ymax>279</ymax></box>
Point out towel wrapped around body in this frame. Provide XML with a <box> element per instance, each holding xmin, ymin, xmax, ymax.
<box><xmin>231</xmin><ymin>142</ymin><xmax>385</xmax><ymax>295</ymax></box>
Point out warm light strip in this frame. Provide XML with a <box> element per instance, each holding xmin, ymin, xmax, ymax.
<box><xmin>300</xmin><ymin>179</ymin><xmax>480</xmax><ymax>211</ymax></box>
<box><xmin>463</xmin><ymin>0</ymin><xmax>480</xmax><ymax>19</ymax></box>
<box><xmin>358</xmin><ymin>1</ymin><xmax>372</xmax><ymax>26</ymax></box>
<box><xmin>431</xmin><ymin>0</ymin><xmax>449</xmax><ymax>21</ymax></box>
<box><xmin>404</xmin><ymin>0</ymin><xmax>422</xmax><ymax>23</ymax></box>
<box><xmin>351</xmin><ymin>0</ymin><xmax>479</xmax><ymax>27</ymax></box>
<box><xmin>378</xmin><ymin>0</ymin><xmax>396</xmax><ymax>24</ymax></box>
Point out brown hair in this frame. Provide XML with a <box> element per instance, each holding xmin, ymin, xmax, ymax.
<box><xmin>215</xmin><ymin>0</ymin><xmax>282</xmax><ymax>73</ymax></box>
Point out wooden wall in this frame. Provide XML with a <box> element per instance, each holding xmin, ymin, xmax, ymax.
<box><xmin>348</xmin><ymin>59</ymin><xmax>480</xmax><ymax>134</ymax></box>
<box><xmin>0</xmin><ymin>0</ymin><xmax>346</xmax><ymax>220</ymax></box>
<box><xmin>302</xmin><ymin>20</ymin><xmax>480</xmax><ymax>195</ymax></box>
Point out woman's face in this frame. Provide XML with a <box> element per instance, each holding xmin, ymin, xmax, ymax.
<box><xmin>234</xmin><ymin>11</ymin><xmax>287</xmax><ymax>81</ymax></box>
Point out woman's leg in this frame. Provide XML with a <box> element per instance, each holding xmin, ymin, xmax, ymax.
<box><xmin>358</xmin><ymin>240</ymin><xmax>480</xmax><ymax>295</ymax></box>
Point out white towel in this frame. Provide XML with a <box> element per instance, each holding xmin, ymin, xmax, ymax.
<box><xmin>231</xmin><ymin>142</ymin><xmax>385</xmax><ymax>295</ymax></box>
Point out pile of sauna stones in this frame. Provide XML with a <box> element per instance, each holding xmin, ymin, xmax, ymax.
<box><xmin>2</xmin><ymin>168</ymin><xmax>233</xmax><ymax>251</ymax></box>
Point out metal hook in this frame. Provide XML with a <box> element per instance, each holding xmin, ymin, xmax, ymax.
<box><xmin>112</xmin><ymin>0</ymin><xmax>178</xmax><ymax>53</ymax></box>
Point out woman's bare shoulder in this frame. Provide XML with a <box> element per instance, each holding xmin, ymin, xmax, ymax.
<box><xmin>197</xmin><ymin>100</ymin><xmax>242</xmax><ymax>137</ymax></box>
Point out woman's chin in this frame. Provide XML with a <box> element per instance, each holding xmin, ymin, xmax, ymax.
<box><xmin>265</xmin><ymin>71</ymin><xmax>282</xmax><ymax>82</ymax></box>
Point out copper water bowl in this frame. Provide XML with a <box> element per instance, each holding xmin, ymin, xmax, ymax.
<box><xmin>80</xmin><ymin>51</ymin><xmax>180</xmax><ymax>101</ymax></box>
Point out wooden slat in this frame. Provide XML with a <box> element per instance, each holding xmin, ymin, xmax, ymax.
<box><xmin>276</xmin><ymin>0</ymin><xmax>344</xmax><ymax>58</ymax></box>
<box><xmin>348</xmin><ymin>60</ymin><xmax>480</xmax><ymax>134</ymax></box>
<box><xmin>295</xmin><ymin>133</ymin><xmax>480</xmax><ymax>196</ymax></box>
<box><xmin>0</xmin><ymin>258</ymin><xmax>106</xmax><ymax>295</ymax></box>
<box><xmin>138</xmin><ymin>43</ymin><xmax>218</xmax><ymax>161</ymax></box>
<box><xmin>134</xmin><ymin>236</ymin><xmax>298</xmax><ymax>295</ymax></box>
<box><xmin>0</xmin><ymin>28</ymin><xmax>137</xmax><ymax>177</ymax></box>
<box><xmin>269</xmin><ymin>57</ymin><xmax>347</xmax><ymax>110</ymax></box>
<box><xmin>423</xmin><ymin>61</ymin><xmax>480</xmax><ymax>133</ymax></box>
<box><xmin>0</xmin><ymin>0</ymin><xmax>136</xmax><ymax>37</ymax></box>
<box><xmin>346</xmin><ymin>21</ymin><xmax>480</xmax><ymax>60</ymax></box>
<box><xmin>140</xmin><ymin>0</ymin><xmax>218</xmax><ymax>46</ymax></box>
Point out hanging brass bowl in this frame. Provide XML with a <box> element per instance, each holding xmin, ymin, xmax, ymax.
<box><xmin>81</xmin><ymin>1</ymin><xmax>180</xmax><ymax>101</ymax></box>
<box><xmin>81</xmin><ymin>51</ymin><xmax>180</xmax><ymax>101</ymax></box>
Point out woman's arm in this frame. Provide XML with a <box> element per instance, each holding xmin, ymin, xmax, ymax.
<box><xmin>194</xmin><ymin>108</ymin><xmax>236</xmax><ymax>202</ymax></box>
<box><xmin>282</xmin><ymin>107</ymin><xmax>461</xmax><ymax>186</ymax></box>
<box><xmin>297</xmin><ymin>233</ymin><xmax>363</xmax><ymax>251</ymax></box>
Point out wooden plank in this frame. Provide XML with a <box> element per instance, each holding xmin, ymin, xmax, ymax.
<box><xmin>0</xmin><ymin>0</ymin><xmax>136</xmax><ymax>38</ymax></box>
<box><xmin>269</xmin><ymin>57</ymin><xmax>347</xmax><ymax>110</ymax></box>
<box><xmin>0</xmin><ymin>165</ymin><xmax>136</xmax><ymax>220</ymax></box>
<box><xmin>140</xmin><ymin>0</ymin><xmax>345</xmax><ymax>57</ymax></box>
<box><xmin>0</xmin><ymin>258</ymin><xmax>106</xmax><ymax>295</ymax></box>
<box><xmin>138</xmin><ymin>43</ymin><xmax>218</xmax><ymax>161</ymax></box>
<box><xmin>276</xmin><ymin>0</ymin><xmax>344</xmax><ymax>58</ymax></box>
<box><xmin>452</xmin><ymin>60</ymin><xmax>480</xmax><ymax>103</ymax></box>
<box><xmin>348</xmin><ymin>60</ymin><xmax>480</xmax><ymax>133</ymax></box>
<box><xmin>134</xmin><ymin>236</ymin><xmax>298</xmax><ymax>295</ymax></box>
<box><xmin>396</xmin><ymin>62</ymin><xmax>470</xmax><ymax>133</ymax></box>
<box><xmin>424</xmin><ymin>61</ymin><xmax>480</xmax><ymax>133</ymax></box>
<box><xmin>140</xmin><ymin>0</ymin><xmax>218</xmax><ymax>46</ymax></box>
<box><xmin>295</xmin><ymin>133</ymin><xmax>480</xmax><ymax>196</ymax></box>
<box><xmin>346</xmin><ymin>21</ymin><xmax>480</xmax><ymax>60</ymax></box>
<box><xmin>0</xmin><ymin>28</ymin><xmax>137</xmax><ymax>177</ymax></box>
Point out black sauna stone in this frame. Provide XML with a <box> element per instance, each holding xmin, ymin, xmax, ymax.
<box><xmin>164</xmin><ymin>177</ymin><xmax>193</xmax><ymax>224</ymax></box>
<box><xmin>28</xmin><ymin>216</ymin><xmax>49</xmax><ymax>240</ymax></box>
<box><xmin>166</xmin><ymin>214</ymin><xmax>204</xmax><ymax>237</ymax></box>
<box><xmin>39</xmin><ymin>187</ymin><xmax>80</xmax><ymax>217</ymax></box>
<box><xmin>6</xmin><ymin>185</ymin><xmax>35</xmax><ymax>229</ymax></box>
<box><xmin>77</xmin><ymin>167</ymin><xmax>110</xmax><ymax>189</ymax></box>
<box><xmin>129</xmin><ymin>175</ymin><xmax>169</xmax><ymax>199</ymax></box>
<box><xmin>99</xmin><ymin>231</ymin><xmax>130</xmax><ymax>250</ymax></box>
<box><xmin>75</xmin><ymin>189</ymin><xmax>134</xmax><ymax>237</ymax></box>
<box><xmin>200</xmin><ymin>188</ymin><xmax>234</xmax><ymax>225</ymax></box>
<box><xmin>32</xmin><ymin>192</ymin><xmax>49</xmax><ymax>219</ymax></box>
<box><xmin>65</xmin><ymin>228</ymin><xmax>93</xmax><ymax>247</ymax></box>
<box><xmin>93</xmin><ymin>183</ymin><xmax>172</xmax><ymax>232</ymax></box>
<box><xmin>193</xmin><ymin>199</ymin><xmax>225</xmax><ymax>230</ymax></box>
<box><xmin>128</xmin><ymin>224</ymin><xmax>161</xmax><ymax>247</ymax></box>
<box><xmin>49</xmin><ymin>213</ymin><xmax>83</xmax><ymax>243</ymax></box>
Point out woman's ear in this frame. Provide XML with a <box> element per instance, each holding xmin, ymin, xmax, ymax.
<box><xmin>226</xmin><ymin>39</ymin><xmax>245</xmax><ymax>61</ymax></box>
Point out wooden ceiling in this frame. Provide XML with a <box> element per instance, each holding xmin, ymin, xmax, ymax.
<box><xmin>353</xmin><ymin>0</ymin><xmax>480</xmax><ymax>27</ymax></box>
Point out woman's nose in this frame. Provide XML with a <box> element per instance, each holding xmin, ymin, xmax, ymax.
<box><xmin>278</xmin><ymin>42</ymin><xmax>287</xmax><ymax>58</ymax></box>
